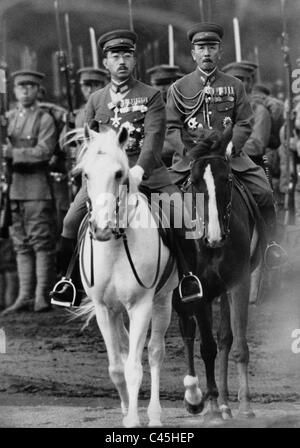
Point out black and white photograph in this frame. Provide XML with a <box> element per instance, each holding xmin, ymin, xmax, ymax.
<box><xmin>0</xmin><ymin>0</ymin><xmax>299</xmax><ymax>432</ymax></box>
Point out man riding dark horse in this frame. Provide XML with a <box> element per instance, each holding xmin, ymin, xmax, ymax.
<box><xmin>164</xmin><ymin>21</ymin><xmax>287</xmax><ymax>269</ymax></box>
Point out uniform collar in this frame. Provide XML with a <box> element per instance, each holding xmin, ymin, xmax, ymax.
<box><xmin>17</xmin><ymin>101</ymin><xmax>38</xmax><ymax>114</ymax></box>
<box><xmin>197</xmin><ymin>66</ymin><xmax>218</xmax><ymax>84</ymax></box>
<box><xmin>110</xmin><ymin>76</ymin><xmax>135</xmax><ymax>94</ymax></box>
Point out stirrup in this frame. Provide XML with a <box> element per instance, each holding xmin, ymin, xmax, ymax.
<box><xmin>179</xmin><ymin>272</ymin><xmax>203</xmax><ymax>303</ymax></box>
<box><xmin>264</xmin><ymin>241</ymin><xmax>288</xmax><ymax>270</ymax></box>
<box><xmin>50</xmin><ymin>277</ymin><xmax>77</xmax><ymax>307</ymax></box>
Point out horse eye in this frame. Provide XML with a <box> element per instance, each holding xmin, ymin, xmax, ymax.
<box><xmin>115</xmin><ymin>170</ymin><xmax>123</xmax><ymax>180</ymax></box>
<box><xmin>84</xmin><ymin>173</ymin><xmax>89</xmax><ymax>180</ymax></box>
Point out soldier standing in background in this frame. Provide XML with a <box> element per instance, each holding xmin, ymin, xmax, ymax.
<box><xmin>147</xmin><ymin>64</ymin><xmax>183</xmax><ymax>166</ymax></box>
<box><xmin>2</xmin><ymin>70</ymin><xmax>57</xmax><ymax>313</ymax></box>
<box><xmin>75</xmin><ymin>66</ymin><xmax>108</xmax><ymax>127</ymax></box>
<box><xmin>147</xmin><ymin>64</ymin><xmax>182</xmax><ymax>103</ymax></box>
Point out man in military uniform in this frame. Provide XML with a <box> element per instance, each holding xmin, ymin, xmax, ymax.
<box><xmin>147</xmin><ymin>64</ymin><xmax>182</xmax><ymax>103</ymax></box>
<box><xmin>165</xmin><ymin>22</ymin><xmax>286</xmax><ymax>268</ymax></box>
<box><xmin>2</xmin><ymin>70</ymin><xmax>57</xmax><ymax>313</ymax></box>
<box><xmin>147</xmin><ymin>64</ymin><xmax>183</xmax><ymax>166</ymax></box>
<box><xmin>221</xmin><ymin>61</ymin><xmax>272</xmax><ymax>168</ymax></box>
<box><xmin>50</xmin><ymin>29</ymin><xmax>202</xmax><ymax>307</ymax></box>
<box><xmin>75</xmin><ymin>66</ymin><xmax>108</xmax><ymax>127</ymax></box>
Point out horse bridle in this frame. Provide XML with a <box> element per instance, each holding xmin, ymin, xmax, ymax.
<box><xmin>83</xmin><ymin>176</ymin><xmax>162</xmax><ymax>290</ymax></box>
<box><xmin>188</xmin><ymin>154</ymin><xmax>233</xmax><ymax>240</ymax></box>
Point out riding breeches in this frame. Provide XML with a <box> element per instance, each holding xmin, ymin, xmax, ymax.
<box><xmin>10</xmin><ymin>200</ymin><xmax>57</xmax><ymax>254</ymax></box>
<box><xmin>233</xmin><ymin>163</ymin><xmax>274</xmax><ymax>208</ymax></box>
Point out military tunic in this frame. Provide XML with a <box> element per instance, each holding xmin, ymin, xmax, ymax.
<box><xmin>7</xmin><ymin>103</ymin><xmax>57</xmax><ymax>253</ymax></box>
<box><xmin>62</xmin><ymin>78</ymin><xmax>174</xmax><ymax>239</ymax></box>
<box><xmin>166</xmin><ymin>67</ymin><xmax>273</xmax><ymax>208</ymax></box>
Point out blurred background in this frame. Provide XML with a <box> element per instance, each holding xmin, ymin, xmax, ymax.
<box><xmin>0</xmin><ymin>0</ymin><xmax>298</xmax><ymax>103</ymax></box>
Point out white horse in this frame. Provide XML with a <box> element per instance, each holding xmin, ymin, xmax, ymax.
<box><xmin>74</xmin><ymin>124</ymin><xmax>178</xmax><ymax>428</ymax></box>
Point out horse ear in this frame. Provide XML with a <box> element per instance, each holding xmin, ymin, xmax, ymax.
<box><xmin>83</xmin><ymin>122</ymin><xmax>98</xmax><ymax>143</ymax></box>
<box><xmin>117</xmin><ymin>124</ymin><xmax>129</xmax><ymax>148</ymax></box>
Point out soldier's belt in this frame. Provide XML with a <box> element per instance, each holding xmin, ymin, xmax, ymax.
<box><xmin>12</xmin><ymin>161</ymin><xmax>49</xmax><ymax>174</ymax></box>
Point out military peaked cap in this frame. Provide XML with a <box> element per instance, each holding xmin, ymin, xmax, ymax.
<box><xmin>252</xmin><ymin>83</ymin><xmax>271</xmax><ymax>96</ymax></box>
<box><xmin>222</xmin><ymin>61</ymin><xmax>258</xmax><ymax>79</ymax></box>
<box><xmin>187</xmin><ymin>22</ymin><xmax>224</xmax><ymax>44</ymax></box>
<box><xmin>12</xmin><ymin>70</ymin><xmax>45</xmax><ymax>85</ymax></box>
<box><xmin>77</xmin><ymin>67</ymin><xmax>108</xmax><ymax>83</ymax></box>
<box><xmin>147</xmin><ymin>64</ymin><xmax>182</xmax><ymax>85</ymax></box>
<box><xmin>98</xmin><ymin>29</ymin><xmax>137</xmax><ymax>53</ymax></box>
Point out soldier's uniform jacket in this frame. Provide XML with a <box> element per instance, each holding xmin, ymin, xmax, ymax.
<box><xmin>85</xmin><ymin>78</ymin><xmax>172</xmax><ymax>190</ymax></box>
<box><xmin>165</xmin><ymin>68</ymin><xmax>256</xmax><ymax>173</ymax></box>
<box><xmin>7</xmin><ymin>103</ymin><xmax>56</xmax><ymax>200</ymax></box>
<box><xmin>75</xmin><ymin>104</ymin><xmax>87</xmax><ymax>128</ymax></box>
<box><xmin>243</xmin><ymin>98</ymin><xmax>271</xmax><ymax>159</ymax></box>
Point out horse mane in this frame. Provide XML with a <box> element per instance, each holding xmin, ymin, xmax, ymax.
<box><xmin>66</xmin><ymin>126</ymin><xmax>129</xmax><ymax>176</ymax></box>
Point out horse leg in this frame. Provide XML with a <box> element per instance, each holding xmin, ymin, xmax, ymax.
<box><xmin>195</xmin><ymin>301</ymin><xmax>221</xmax><ymax>421</ymax></box>
<box><xmin>176</xmin><ymin>308</ymin><xmax>203</xmax><ymax>415</ymax></box>
<box><xmin>93</xmin><ymin>303</ymin><xmax>129</xmax><ymax>418</ymax></box>
<box><xmin>123</xmin><ymin>295</ymin><xmax>153</xmax><ymax>428</ymax></box>
<box><xmin>217</xmin><ymin>293</ymin><xmax>233</xmax><ymax>420</ymax></box>
<box><xmin>146</xmin><ymin>291</ymin><xmax>172</xmax><ymax>427</ymax></box>
<box><xmin>228</xmin><ymin>281</ymin><xmax>255</xmax><ymax>418</ymax></box>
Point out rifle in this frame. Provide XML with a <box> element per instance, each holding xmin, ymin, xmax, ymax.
<box><xmin>53</xmin><ymin>0</ymin><xmax>78</xmax><ymax>205</ymax></box>
<box><xmin>280</xmin><ymin>0</ymin><xmax>297</xmax><ymax>226</ymax></box>
<box><xmin>0</xmin><ymin>66</ymin><xmax>11</xmax><ymax>239</ymax></box>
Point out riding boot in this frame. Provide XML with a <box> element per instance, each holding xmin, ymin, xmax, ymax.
<box><xmin>34</xmin><ymin>251</ymin><xmax>56</xmax><ymax>312</ymax></box>
<box><xmin>259</xmin><ymin>205</ymin><xmax>288</xmax><ymax>269</ymax></box>
<box><xmin>2</xmin><ymin>252</ymin><xmax>35</xmax><ymax>314</ymax></box>
<box><xmin>49</xmin><ymin>236</ymin><xmax>84</xmax><ymax>307</ymax></box>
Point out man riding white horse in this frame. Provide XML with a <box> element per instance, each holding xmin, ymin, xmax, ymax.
<box><xmin>50</xmin><ymin>29</ymin><xmax>202</xmax><ymax>306</ymax></box>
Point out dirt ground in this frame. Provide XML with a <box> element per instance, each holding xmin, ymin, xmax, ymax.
<box><xmin>0</xmin><ymin>224</ymin><xmax>300</xmax><ymax>428</ymax></box>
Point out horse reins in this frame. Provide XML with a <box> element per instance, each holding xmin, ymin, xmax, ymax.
<box><xmin>82</xmin><ymin>178</ymin><xmax>162</xmax><ymax>290</ymax></box>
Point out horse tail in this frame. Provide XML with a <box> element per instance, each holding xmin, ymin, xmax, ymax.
<box><xmin>68</xmin><ymin>297</ymin><xmax>96</xmax><ymax>330</ymax></box>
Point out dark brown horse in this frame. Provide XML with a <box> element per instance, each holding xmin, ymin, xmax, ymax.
<box><xmin>172</xmin><ymin>127</ymin><xmax>260</xmax><ymax>421</ymax></box>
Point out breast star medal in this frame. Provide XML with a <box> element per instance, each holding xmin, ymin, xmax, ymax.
<box><xmin>111</xmin><ymin>106</ymin><xmax>122</xmax><ymax>127</ymax></box>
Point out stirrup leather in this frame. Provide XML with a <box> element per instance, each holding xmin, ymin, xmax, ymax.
<box><xmin>50</xmin><ymin>277</ymin><xmax>77</xmax><ymax>307</ymax></box>
<box><xmin>179</xmin><ymin>272</ymin><xmax>203</xmax><ymax>303</ymax></box>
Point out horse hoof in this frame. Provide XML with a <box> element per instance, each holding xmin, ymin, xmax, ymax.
<box><xmin>220</xmin><ymin>406</ymin><xmax>233</xmax><ymax>420</ymax></box>
<box><xmin>122</xmin><ymin>416</ymin><xmax>141</xmax><ymax>428</ymax></box>
<box><xmin>184</xmin><ymin>397</ymin><xmax>204</xmax><ymax>415</ymax></box>
<box><xmin>148</xmin><ymin>420</ymin><xmax>162</xmax><ymax>427</ymax></box>
<box><xmin>202</xmin><ymin>410</ymin><xmax>223</xmax><ymax>424</ymax></box>
<box><xmin>237</xmin><ymin>409</ymin><xmax>256</xmax><ymax>419</ymax></box>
